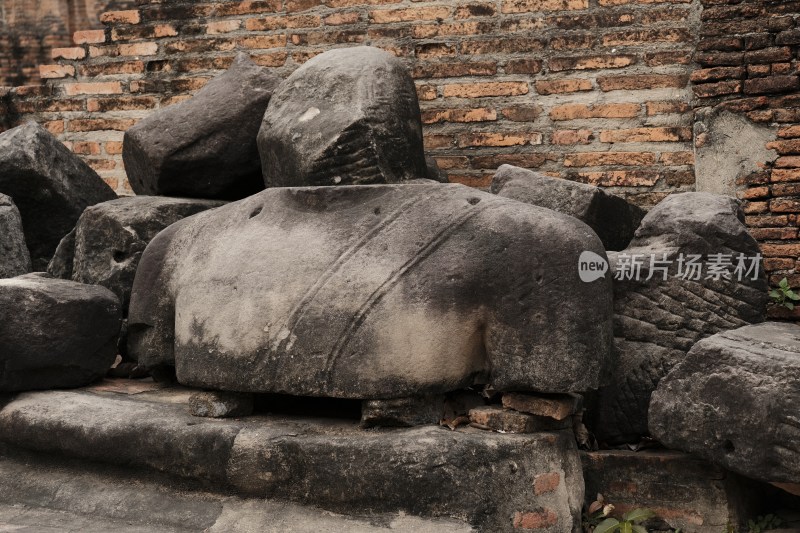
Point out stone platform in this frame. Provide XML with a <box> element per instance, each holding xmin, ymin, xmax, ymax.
<box><xmin>0</xmin><ymin>379</ymin><xmax>584</xmax><ymax>532</ymax></box>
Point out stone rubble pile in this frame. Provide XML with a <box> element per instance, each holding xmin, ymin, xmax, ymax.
<box><xmin>0</xmin><ymin>45</ymin><xmax>795</xmax><ymax>531</ymax></box>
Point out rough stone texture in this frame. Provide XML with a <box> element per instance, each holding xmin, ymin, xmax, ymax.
<box><xmin>0</xmin><ymin>386</ymin><xmax>585</xmax><ymax>532</ymax></box>
<box><xmin>591</xmin><ymin>192</ymin><xmax>768</xmax><ymax>444</ymax></box>
<box><xmin>0</xmin><ymin>122</ymin><xmax>116</xmax><ymax>270</ymax></box>
<box><xmin>361</xmin><ymin>396</ymin><xmax>444</xmax><ymax>428</ymax></box>
<box><xmin>190</xmin><ymin>391</ymin><xmax>254</xmax><ymax>419</ymax></box>
<box><xmin>48</xmin><ymin>196</ymin><xmax>226</xmax><ymax>311</ymax></box>
<box><xmin>123</xmin><ymin>53</ymin><xmax>279</xmax><ymax>200</ymax></box>
<box><xmin>469</xmin><ymin>406</ymin><xmax>570</xmax><ymax>433</ymax></box>
<box><xmin>649</xmin><ymin>322</ymin><xmax>800</xmax><ymax>485</ymax></box>
<box><xmin>128</xmin><ymin>183</ymin><xmax>613</xmax><ymax>398</ymax></box>
<box><xmin>258</xmin><ymin>47</ymin><xmax>427</xmax><ymax>188</ymax></box>
<box><xmin>501</xmin><ymin>392</ymin><xmax>581</xmax><ymax>421</ymax></box>
<box><xmin>0</xmin><ymin>273</ymin><xmax>122</xmax><ymax>392</ymax></box>
<box><xmin>490</xmin><ymin>165</ymin><xmax>645</xmax><ymax>251</ymax></box>
<box><xmin>694</xmin><ymin>110</ymin><xmax>778</xmax><ymax>197</ymax></box>
<box><xmin>0</xmin><ymin>193</ymin><xmax>31</xmax><ymax>278</ymax></box>
<box><xmin>582</xmin><ymin>450</ymin><xmax>768</xmax><ymax>533</ymax></box>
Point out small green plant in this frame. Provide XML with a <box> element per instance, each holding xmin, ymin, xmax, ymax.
<box><xmin>747</xmin><ymin>514</ymin><xmax>783</xmax><ymax>533</ymax></box>
<box><xmin>594</xmin><ymin>508</ymin><xmax>655</xmax><ymax>533</ymax></box>
<box><xmin>769</xmin><ymin>277</ymin><xmax>800</xmax><ymax>310</ymax></box>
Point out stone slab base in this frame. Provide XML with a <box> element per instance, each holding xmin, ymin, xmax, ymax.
<box><xmin>582</xmin><ymin>450</ymin><xmax>773</xmax><ymax>533</ymax></box>
<box><xmin>0</xmin><ymin>379</ymin><xmax>584</xmax><ymax>532</ymax></box>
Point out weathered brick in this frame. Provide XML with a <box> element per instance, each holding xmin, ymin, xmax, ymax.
<box><xmin>534</xmin><ymin>473</ymin><xmax>561</xmax><ymax>496</ymax></box>
<box><xmin>694</xmin><ymin>80</ymin><xmax>742</xmax><ymax>98</ymax></box>
<box><xmin>646</xmin><ymin>101</ymin><xmax>690</xmax><ymax>115</ymax></box>
<box><xmin>421</xmin><ymin>108</ymin><xmax>497</xmax><ymax>124</ymax></box>
<box><xmin>105</xmin><ymin>141</ymin><xmax>124</xmax><ymax>155</ymax></box>
<box><xmin>564</xmin><ymin>151</ymin><xmax>657</xmax><ymax>167</ymax></box>
<box><xmin>550</xmin><ymin>103</ymin><xmax>640</xmax><ymax>120</ymax></box>
<box><xmin>535</xmin><ymin>78</ymin><xmax>592</xmax><ymax>94</ymax></box>
<box><xmin>238</xmin><ymin>35</ymin><xmax>287</xmax><ymax>49</ymax></box>
<box><xmin>602</xmin><ymin>28</ymin><xmax>691</xmax><ymax>46</ymax></box>
<box><xmin>458</xmin><ymin>131</ymin><xmax>542</xmax><ymax>147</ymax></box>
<box><xmin>502</xmin><ymin>106</ymin><xmax>541</xmax><ymax>121</ymax></box>
<box><xmin>660</xmin><ymin>151</ymin><xmax>694</xmax><ymax>165</ymax></box>
<box><xmin>324</xmin><ymin>12</ymin><xmax>361</xmax><ymax>25</ymax></box>
<box><xmin>772</xmin><ymin>183</ymin><xmax>800</xmax><ymax>197</ymax></box>
<box><xmin>369</xmin><ymin>6</ymin><xmax>451</xmax><ymax>23</ymax></box>
<box><xmin>412</xmin><ymin>62</ymin><xmax>496</xmax><ymax>79</ymax></box>
<box><xmin>771</xmin><ymin>198</ymin><xmax>800</xmax><ymax>213</ymax></box>
<box><xmin>416</xmin><ymin>85</ymin><xmax>438</xmax><ymax>101</ymax></box>
<box><xmin>551</xmin><ymin>129</ymin><xmax>593</xmax><ymax>145</ymax></box>
<box><xmin>415</xmin><ymin>43</ymin><xmax>456</xmax><ymax>59</ymax></box>
<box><xmin>549</xmin><ymin>55</ymin><xmax>636</xmax><ymax>71</ymax></box>
<box><xmin>455</xmin><ymin>3</ymin><xmax>497</xmax><ymax>18</ymax></box>
<box><xmin>39</xmin><ymin>64</ymin><xmax>75</xmax><ymax>79</ymax></box>
<box><xmin>423</xmin><ymin>134</ymin><xmax>454</xmax><ymax>150</ymax></box>
<box><xmin>574</xmin><ymin>170</ymin><xmax>660</xmax><ymax>187</ymax></box>
<box><xmin>206</xmin><ymin>20</ymin><xmax>241</xmax><ymax>34</ymax></box>
<box><xmin>549</xmin><ymin>34</ymin><xmax>594</xmax><ymax>50</ymax></box>
<box><xmin>600</xmin><ymin>127</ymin><xmax>692</xmax><ymax>143</ymax></box>
<box><xmin>471</xmin><ymin>153</ymin><xmax>556</xmax><ymax>169</ymax></box>
<box><xmin>512</xmin><ymin>510</ymin><xmax>558</xmax><ymax>529</ymax></box>
<box><xmin>73</xmin><ymin>29</ymin><xmax>106</xmax><ymax>44</ymax></box>
<box><xmin>504</xmin><ymin>59</ymin><xmax>542</xmax><ymax>75</ymax></box>
<box><xmin>646</xmin><ymin>50</ymin><xmax>693</xmax><ymax>66</ymax></box>
<box><xmin>598</xmin><ymin>74</ymin><xmax>689</xmax><ymax>91</ymax></box>
<box><xmin>775</xmin><ymin>156</ymin><xmax>800</xmax><ymax>168</ymax></box>
<box><xmin>448</xmin><ymin>173</ymin><xmax>494</xmax><ymax>188</ymax></box>
<box><xmin>461</xmin><ymin>37</ymin><xmax>546</xmax><ymax>55</ymax></box>
<box><xmin>767</xmin><ymin>140</ymin><xmax>800</xmax><ymax>155</ymax></box>
<box><xmin>761</xmin><ymin>243</ymin><xmax>800</xmax><ymax>257</ymax></box>
<box><xmin>100</xmin><ymin>10</ymin><xmax>141</xmax><ymax>24</ymax></box>
<box><xmin>63</xmin><ymin>82</ymin><xmax>123</xmax><ymax>96</ymax></box>
<box><xmin>502</xmin><ymin>0</ymin><xmax>588</xmax><ymax>12</ymax></box>
<box><xmin>51</xmin><ymin>47</ymin><xmax>86</xmax><ymax>60</ymax></box>
<box><xmin>443</xmin><ymin>81</ymin><xmax>528</xmax><ymax>98</ymax></box>
<box><xmin>87</xmin><ymin>96</ymin><xmax>158</xmax><ymax>112</ymax></box>
<box><xmin>690</xmin><ymin>66</ymin><xmax>744</xmax><ymax>83</ymax></box>
<box><xmin>744</xmin><ymin>76</ymin><xmax>800</xmax><ymax>95</ymax></box>
<box><xmin>413</xmin><ymin>21</ymin><xmax>494</xmax><ymax>39</ymax></box>
<box><xmin>67</xmin><ymin>118</ymin><xmax>136</xmax><ymax>132</ymax></box>
<box><xmin>118</xmin><ymin>42</ymin><xmax>158</xmax><ymax>56</ymax></box>
<box><xmin>745</xmin><ymin>47</ymin><xmax>793</xmax><ymax>64</ymax></box>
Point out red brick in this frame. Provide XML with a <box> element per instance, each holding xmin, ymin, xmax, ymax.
<box><xmin>105</xmin><ymin>141</ymin><xmax>124</xmax><ymax>155</ymax></box>
<box><xmin>369</xmin><ymin>6</ymin><xmax>451</xmax><ymax>23</ymax></box>
<box><xmin>39</xmin><ymin>64</ymin><xmax>75</xmax><ymax>79</ymax></box>
<box><xmin>415</xmin><ymin>43</ymin><xmax>456</xmax><ymax>59</ymax></box>
<box><xmin>771</xmin><ymin>198</ymin><xmax>800</xmax><ymax>213</ymax></box>
<box><xmin>63</xmin><ymin>82</ymin><xmax>123</xmax><ymax>96</ymax></box>
<box><xmin>767</xmin><ymin>140</ymin><xmax>800</xmax><ymax>155</ymax></box>
<box><xmin>416</xmin><ymin>85</ymin><xmax>438</xmax><ymax>101</ymax></box>
<box><xmin>413</xmin><ymin>21</ymin><xmax>494</xmax><ymax>39</ymax></box>
<box><xmin>690</xmin><ymin>66</ymin><xmax>744</xmax><ymax>83</ymax></box>
<box><xmin>549</xmin><ymin>34</ymin><xmax>595</xmax><ymax>50</ymax></box>
<box><xmin>512</xmin><ymin>510</ymin><xmax>558</xmax><ymax>529</ymax></box>
<box><xmin>744</xmin><ymin>76</ymin><xmax>800</xmax><ymax>95</ymax></box>
<box><xmin>534</xmin><ymin>473</ymin><xmax>560</xmax><ymax>495</ymax></box>
<box><xmin>646</xmin><ymin>101</ymin><xmax>690</xmax><ymax>115</ymax></box>
<box><xmin>660</xmin><ymin>151</ymin><xmax>694</xmax><ymax>165</ymax></box>
<box><xmin>502</xmin><ymin>0</ymin><xmax>588</xmax><ymax>13</ymax></box>
<box><xmin>502</xmin><ymin>106</ymin><xmax>541</xmax><ymax>121</ymax></box>
<box><xmin>535</xmin><ymin>78</ymin><xmax>592</xmax><ymax>94</ymax></box>
<box><xmin>576</xmin><ymin>170</ymin><xmax>660</xmax><ymax>186</ymax></box>
<box><xmin>118</xmin><ymin>42</ymin><xmax>158</xmax><ymax>56</ymax></box>
<box><xmin>564</xmin><ymin>151</ymin><xmax>656</xmax><ymax>167</ymax></box>
<box><xmin>421</xmin><ymin>108</ymin><xmax>497</xmax><ymax>124</ymax></box>
<box><xmin>775</xmin><ymin>156</ymin><xmax>800</xmax><ymax>168</ymax></box>
<box><xmin>206</xmin><ymin>20</ymin><xmax>241</xmax><ymax>34</ymax></box>
<box><xmin>461</xmin><ymin>37</ymin><xmax>546</xmax><ymax>55</ymax></box>
<box><xmin>67</xmin><ymin>118</ymin><xmax>136</xmax><ymax>132</ymax></box>
<box><xmin>458</xmin><ymin>132</ymin><xmax>542</xmax><ymax>147</ymax></box>
<box><xmin>549</xmin><ymin>55</ymin><xmax>636</xmax><ymax>71</ymax></box>
<box><xmin>443</xmin><ymin>81</ymin><xmax>528</xmax><ymax>98</ymax></box>
<box><xmin>412</xmin><ymin>62</ymin><xmax>496</xmax><ymax>79</ymax></box>
<box><xmin>100</xmin><ymin>10</ymin><xmax>141</xmax><ymax>24</ymax></box>
<box><xmin>448</xmin><ymin>173</ymin><xmax>494</xmax><ymax>188</ymax></box>
<box><xmin>73</xmin><ymin>30</ymin><xmax>106</xmax><ymax>44</ymax></box>
<box><xmin>694</xmin><ymin>80</ymin><xmax>742</xmax><ymax>98</ymax></box>
<box><xmin>87</xmin><ymin>96</ymin><xmax>158</xmax><ymax>112</ymax></box>
<box><xmin>455</xmin><ymin>3</ymin><xmax>496</xmax><ymax>18</ymax></box>
<box><xmin>471</xmin><ymin>153</ymin><xmax>556</xmax><ymax>169</ymax></box>
<box><xmin>324</xmin><ymin>12</ymin><xmax>361</xmax><ymax>25</ymax></box>
<box><xmin>550</xmin><ymin>103</ymin><xmax>640</xmax><ymax>120</ymax></box>
<box><xmin>600</xmin><ymin>127</ymin><xmax>692</xmax><ymax>143</ymax></box>
<box><xmin>598</xmin><ymin>74</ymin><xmax>689</xmax><ymax>91</ymax></box>
<box><xmin>602</xmin><ymin>28</ymin><xmax>691</xmax><ymax>46</ymax></box>
<box><xmin>761</xmin><ymin>243</ymin><xmax>800</xmax><ymax>257</ymax></box>
<box><xmin>423</xmin><ymin>134</ymin><xmax>454</xmax><ymax>150</ymax></box>
<box><xmin>552</xmin><ymin>129</ymin><xmax>593</xmax><ymax>145</ymax></box>
<box><xmin>238</xmin><ymin>35</ymin><xmax>287</xmax><ymax>49</ymax></box>
<box><xmin>51</xmin><ymin>47</ymin><xmax>86</xmax><ymax>60</ymax></box>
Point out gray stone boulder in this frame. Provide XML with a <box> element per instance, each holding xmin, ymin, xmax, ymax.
<box><xmin>590</xmin><ymin>192</ymin><xmax>768</xmax><ymax>444</ymax></box>
<box><xmin>128</xmin><ymin>183</ymin><xmax>613</xmax><ymax>398</ymax></box>
<box><xmin>650</xmin><ymin>322</ymin><xmax>800</xmax><ymax>485</ymax></box>
<box><xmin>0</xmin><ymin>193</ymin><xmax>31</xmax><ymax>278</ymax></box>
<box><xmin>0</xmin><ymin>122</ymin><xmax>116</xmax><ymax>270</ymax></box>
<box><xmin>0</xmin><ymin>273</ymin><xmax>122</xmax><ymax>392</ymax></box>
<box><xmin>48</xmin><ymin>196</ymin><xmax>226</xmax><ymax>311</ymax></box>
<box><xmin>258</xmin><ymin>46</ymin><xmax>427</xmax><ymax>188</ymax></box>
<box><xmin>490</xmin><ymin>165</ymin><xmax>644</xmax><ymax>251</ymax></box>
<box><xmin>123</xmin><ymin>53</ymin><xmax>280</xmax><ymax>200</ymax></box>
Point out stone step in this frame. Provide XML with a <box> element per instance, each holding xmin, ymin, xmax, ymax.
<box><xmin>0</xmin><ymin>379</ymin><xmax>585</xmax><ymax>532</ymax></box>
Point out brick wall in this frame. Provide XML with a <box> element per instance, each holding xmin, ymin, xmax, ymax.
<box><xmin>691</xmin><ymin>0</ymin><xmax>800</xmax><ymax>319</ymax></box>
<box><xmin>2</xmin><ymin>0</ymin><xmax>699</xmax><ymax>206</ymax></box>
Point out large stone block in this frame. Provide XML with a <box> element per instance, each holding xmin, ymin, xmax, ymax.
<box><xmin>490</xmin><ymin>165</ymin><xmax>644</xmax><ymax>251</ymax></box>
<box><xmin>0</xmin><ymin>193</ymin><xmax>31</xmax><ymax>278</ymax></box>
<box><xmin>258</xmin><ymin>46</ymin><xmax>427</xmax><ymax>187</ymax></box>
<box><xmin>0</xmin><ymin>122</ymin><xmax>116</xmax><ymax>270</ymax></box>
<box><xmin>0</xmin><ymin>274</ymin><xmax>122</xmax><ymax>392</ymax></box>
<box><xmin>590</xmin><ymin>192</ymin><xmax>768</xmax><ymax>444</ymax></box>
<box><xmin>128</xmin><ymin>183</ymin><xmax>613</xmax><ymax>398</ymax></box>
<box><xmin>48</xmin><ymin>196</ymin><xmax>226</xmax><ymax>311</ymax></box>
<box><xmin>123</xmin><ymin>53</ymin><xmax>279</xmax><ymax>200</ymax></box>
<box><xmin>650</xmin><ymin>322</ymin><xmax>800</xmax><ymax>486</ymax></box>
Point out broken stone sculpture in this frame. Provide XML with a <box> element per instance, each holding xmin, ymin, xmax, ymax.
<box><xmin>490</xmin><ymin>165</ymin><xmax>644</xmax><ymax>251</ymax></box>
<box><xmin>48</xmin><ymin>196</ymin><xmax>226</xmax><ymax>311</ymax></box>
<box><xmin>649</xmin><ymin>322</ymin><xmax>800</xmax><ymax>485</ymax></box>
<box><xmin>0</xmin><ymin>122</ymin><xmax>117</xmax><ymax>270</ymax></box>
<box><xmin>128</xmin><ymin>183</ymin><xmax>613</xmax><ymax>398</ymax></box>
<box><xmin>0</xmin><ymin>193</ymin><xmax>31</xmax><ymax>278</ymax></box>
<box><xmin>123</xmin><ymin>52</ymin><xmax>280</xmax><ymax>200</ymax></box>
<box><xmin>590</xmin><ymin>192</ymin><xmax>768</xmax><ymax>444</ymax></box>
<box><xmin>258</xmin><ymin>46</ymin><xmax>428</xmax><ymax>187</ymax></box>
<box><xmin>0</xmin><ymin>273</ymin><xmax>122</xmax><ymax>392</ymax></box>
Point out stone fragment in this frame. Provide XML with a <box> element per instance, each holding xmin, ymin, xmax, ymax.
<box><xmin>469</xmin><ymin>406</ymin><xmax>570</xmax><ymax>433</ymax></box>
<box><xmin>0</xmin><ymin>273</ymin><xmax>122</xmax><ymax>392</ymax></box>
<box><xmin>128</xmin><ymin>183</ymin><xmax>613</xmax><ymax>398</ymax></box>
<box><xmin>649</xmin><ymin>322</ymin><xmax>800</xmax><ymax>485</ymax></box>
<box><xmin>0</xmin><ymin>194</ymin><xmax>31</xmax><ymax>278</ymax></box>
<box><xmin>590</xmin><ymin>192</ymin><xmax>768</xmax><ymax>444</ymax></box>
<box><xmin>48</xmin><ymin>196</ymin><xmax>226</xmax><ymax>311</ymax></box>
<box><xmin>189</xmin><ymin>390</ymin><xmax>254</xmax><ymax>418</ymax></box>
<box><xmin>361</xmin><ymin>396</ymin><xmax>444</xmax><ymax>428</ymax></box>
<box><xmin>501</xmin><ymin>392</ymin><xmax>581</xmax><ymax>421</ymax></box>
<box><xmin>258</xmin><ymin>46</ymin><xmax>427</xmax><ymax>187</ymax></box>
<box><xmin>0</xmin><ymin>122</ymin><xmax>116</xmax><ymax>269</ymax></box>
<box><xmin>123</xmin><ymin>53</ymin><xmax>279</xmax><ymax>200</ymax></box>
<box><xmin>425</xmin><ymin>156</ymin><xmax>448</xmax><ymax>183</ymax></box>
<box><xmin>490</xmin><ymin>165</ymin><xmax>645</xmax><ymax>251</ymax></box>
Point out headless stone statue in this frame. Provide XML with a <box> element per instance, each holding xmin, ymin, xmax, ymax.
<box><xmin>128</xmin><ymin>183</ymin><xmax>613</xmax><ymax>398</ymax></box>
